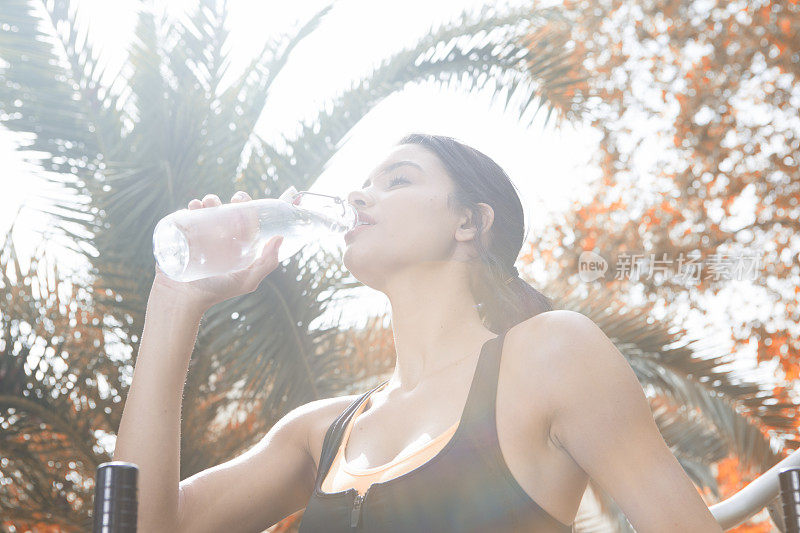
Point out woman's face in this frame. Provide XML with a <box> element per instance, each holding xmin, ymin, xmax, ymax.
<box><xmin>343</xmin><ymin>143</ymin><xmax>482</xmax><ymax>290</ymax></box>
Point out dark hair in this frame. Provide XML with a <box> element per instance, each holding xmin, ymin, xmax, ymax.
<box><xmin>397</xmin><ymin>133</ymin><xmax>553</xmax><ymax>334</ymax></box>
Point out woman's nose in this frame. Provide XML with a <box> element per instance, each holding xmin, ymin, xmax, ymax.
<box><xmin>347</xmin><ymin>188</ymin><xmax>373</xmax><ymax>207</ymax></box>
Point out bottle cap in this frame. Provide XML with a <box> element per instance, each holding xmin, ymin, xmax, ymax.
<box><xmin>278</xmin><ymin>185</ymin><xmax>300</xmax><ymax>204</ymax></box>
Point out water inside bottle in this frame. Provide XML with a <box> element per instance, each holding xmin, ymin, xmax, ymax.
<box><xmin>154</xmin><ymin>195</ymin><xmax>353</xmax><ymax>282</ymax></box>
<box><xmin>153</xmin><ymin>219</ymin><xmax>190</xmax><ymax>276</ymax></box>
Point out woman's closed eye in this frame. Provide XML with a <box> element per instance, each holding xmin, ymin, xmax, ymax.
<box><xmin>388</xmin><ymin>176</ymin><xmax>408</xmax><ymax>187</ymax></box>
<box><xmin>360</xmin><ymin>175</ymin><xmax>409</xmax><ymax>190</ymax></box>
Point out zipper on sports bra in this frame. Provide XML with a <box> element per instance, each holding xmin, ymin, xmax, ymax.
<box><xmin>350</xmin><ymin>493</ymin><xmax>365</xmax><ymax>529</ymax></box>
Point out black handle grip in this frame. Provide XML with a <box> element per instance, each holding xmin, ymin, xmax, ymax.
<box><xmin>93</xmin><ymin>461</ymin><xmax>138</xmax><ymax>533</ymax></box>
<box><xmin>779</xmin><ymin>467</ymin><xmax>800</xmax><ymax>533</ymax></box>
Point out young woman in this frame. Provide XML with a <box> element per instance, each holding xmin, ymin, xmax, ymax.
<box><xmin>114</xmin><ymin>134</ymin><xmax>724</xmax><ymax>532</ymax></box>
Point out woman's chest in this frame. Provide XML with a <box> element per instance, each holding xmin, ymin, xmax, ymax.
<box><xmin>306</xmin><ymin>339</ymin><xmax>587</xmax><ymax>528</ymax></box>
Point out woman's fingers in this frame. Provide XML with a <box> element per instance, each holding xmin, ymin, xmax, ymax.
<box><xmin>231</xmin><ymin>191</ymin><xmax>251</xmax><ymax>203</ymax></box>
<box><xmin>189</xmin><ymin>192</ymin><xmax>243</xmax><ymax>210</ymax></box>
<box><xmin>202</xmin><ymin>193</ymin><xmax>222</xmax><ymax>208</ymax></box>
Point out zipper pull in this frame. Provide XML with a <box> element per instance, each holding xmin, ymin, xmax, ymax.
<box><xmin>350</xmin><ymin>493</ymin><xmax>365</xmax><ymax>529</ymax></box>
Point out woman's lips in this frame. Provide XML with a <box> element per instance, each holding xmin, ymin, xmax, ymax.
<box><xmin>344</xmin><ymin>223</ymin><xmax>374</xmax><ymax>243</ymax></box>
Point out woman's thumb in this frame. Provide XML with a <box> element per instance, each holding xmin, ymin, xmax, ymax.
<box><xmin>263</xmin><ymin>235</ymin><xmax>284</xmax><ymax>261</ymax></box>
<box><xmin>241</xmin><ymin>235</ymin><xmax>284</xmax><ymax>289</ymax></box>
<box><xmin>249</xmin><ymin>235</ymin><xmax>283</xmax><ymax>272</ymax></box>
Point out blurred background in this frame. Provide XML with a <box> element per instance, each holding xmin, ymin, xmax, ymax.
<box><xmin>0</xmin><ymin>0</ymin><xmax>797</xmax><ymax>531</ymax></box>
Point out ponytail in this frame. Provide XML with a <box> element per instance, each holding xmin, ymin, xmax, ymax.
<box><xmin>464</xmin><ymin>207</ymin><xmax>553</xmax><ymax>333</ymax></box>
<box><xmin>473</xmin><ymin>267</ymin><xmax>554</xmax><ymax>333</ymax></box>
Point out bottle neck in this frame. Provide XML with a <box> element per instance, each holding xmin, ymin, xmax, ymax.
<box><xmin>278</xmin><ymin>188</ymin><xmax>358</xmax><ymax>232</ymax></box>
<box><xmin>343</xmin><ymin>201</ymin><xmax>359</xmax><ymax>231</ymax></box>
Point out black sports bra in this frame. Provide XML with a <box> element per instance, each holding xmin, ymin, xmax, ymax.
<box><xmin>298</xmin><ymin>330</ymin><xmax>574</xmax><ymax>532</ymax></box>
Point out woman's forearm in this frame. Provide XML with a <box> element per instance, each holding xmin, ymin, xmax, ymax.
<box><xmin>112</xmin><ymin>284</ymin><xmax>206</xmax><ymax>532</ymax></box>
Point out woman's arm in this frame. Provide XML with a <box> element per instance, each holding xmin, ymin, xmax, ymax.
<box><xmin>538</xmin><ymin>310</ymin><xmax>724</xmax><ymax>532</ymax></box>
<box><xmin>113</xmin><ymin>282</ymin><xmax>348</xmax><ymax>532</ymax></box>
<box><xmin>114</xmin><ymin>193</ymin><xmax>300</xmax><ymax>533</ymax></box>
<box><xmin>176</xmin><ymin>395</ymin><xmax>356</xmax><ymax>533</ymax></box>
<box><xmin>113</xmin><ymin>284</ymin><xmax>206</xmax><ymax>531</ymax></box>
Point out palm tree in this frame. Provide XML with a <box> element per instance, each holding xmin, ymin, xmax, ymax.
<box><xmin>0</xmin><ymin>0</ymin><xmax>577</xmax><ymax>528</ymax></box>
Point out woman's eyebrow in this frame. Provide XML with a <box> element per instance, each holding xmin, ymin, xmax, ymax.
<box><xmin>361</xmin><ymin>160</ymin><xmax>423</xmax><ymax>188</ymax></box>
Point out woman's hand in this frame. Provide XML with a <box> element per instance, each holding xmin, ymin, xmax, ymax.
<box><xmin>152</xmin><ymin>191</ymin><xmax>284</xmax><ymax>312</ymax></box>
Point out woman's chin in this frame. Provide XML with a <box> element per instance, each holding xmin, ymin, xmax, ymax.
<box><xmin>342</xmin><ymin>249</ymin><xmax>367</xmax><ymax>276</ymax></box>
<box><xmin>342</xmin><ymin>254</ymin><xmax>381</xmax><ymax>287</ymax></box>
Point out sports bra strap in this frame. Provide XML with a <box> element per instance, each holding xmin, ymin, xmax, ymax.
<box><xmin>315</xmin><ymin>380</ymin><xmax>389</xmax><ymax>489</ymax></box>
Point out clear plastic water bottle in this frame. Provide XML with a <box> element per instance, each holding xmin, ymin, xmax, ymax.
<box><xmin>152</xmin><ymin>186</ymin><xmax>360</xmax><ymax>282</ymax></box>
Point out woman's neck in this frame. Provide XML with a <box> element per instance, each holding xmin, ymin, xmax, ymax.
<box><xmin>383</xmin><ymin>264</ymin><xmax>495</xmax><ymax>391</ymax></box>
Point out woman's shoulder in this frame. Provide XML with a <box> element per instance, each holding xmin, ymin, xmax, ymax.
<box><xmin>514</xmin><ymin>309</ymin><xmax>594</xmax><ymax>334</ymax></box>
<box><xmin>286</xmin><ymin>387</ymin><xmax>378</xmax><ymax>470</ymax></box>
<box><xmin>505</xmin><ymin>310</ymin><xmax>598</xmax><ymax>362</ymax></box>
<box><xmin>503</xmin><ymin>309</ymin><xmax>636</xmax><ymax>415</ymax></box>
<box><xmin>286</xmin><ymin>393</ymin><xmax>361</xmax><ymax>438</ymax></box>
<box><xmin>501</xmin><ymin>310</ymin><xmax>605</xmax><ymax>397</ymax></box>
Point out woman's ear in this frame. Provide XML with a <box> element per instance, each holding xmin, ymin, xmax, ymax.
<box><xmin>455</xmin><ymin>203</ymin><xmax>495</xmax><ymax>244</ymax></box>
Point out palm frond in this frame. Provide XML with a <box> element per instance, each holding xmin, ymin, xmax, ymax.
<box><xmin>0</xmin><ymin>226</ymin><xmax>126</xmax><ymax>525</ymax></box>
<box><xmin>244</xmin><ymin>4</ymin><xmax>577</xmax><ymax>190</ymax></box>
<box><xmin>0</xmin><ymin>0</ymin><xmax>126</xmax><ymax>170</ymax></box>
<box><xmin>99</xmin><ymin>2</ymin><xmax>333</xmax><ymax>261</ymax></box>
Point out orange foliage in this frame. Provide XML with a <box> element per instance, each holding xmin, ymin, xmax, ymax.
<box><xmin>715</xmin><ymin>456</ymin><xmax>774</xmax><ymax>532</ymax></box>
<box><xmin>532</xmin><ymin>0</ymin><xmax>800</xmax><ymax>450</ymax></box>
<box><xmin>519</xmin><ymin>28</ymin><xmax>799</xmax><ymax>533</ymax></box>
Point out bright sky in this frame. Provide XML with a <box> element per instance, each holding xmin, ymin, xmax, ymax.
<box><xmin>0</xmin><ymin>0</ymin><xmax>779</xmax><ymax>381</ymax></box>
